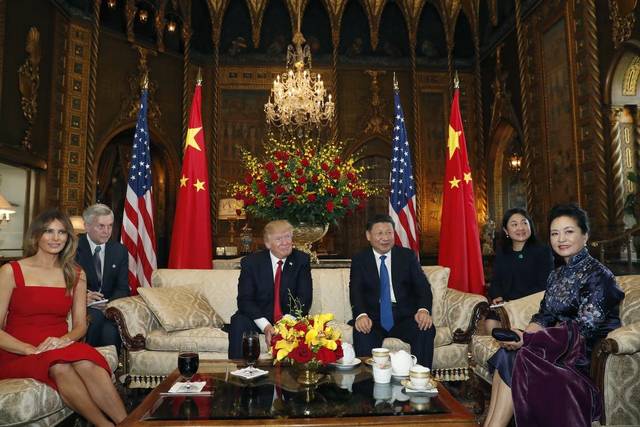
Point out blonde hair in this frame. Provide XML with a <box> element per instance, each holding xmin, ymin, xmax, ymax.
<box><xmin>24</xmin><ymin>209</ymin><xmax>79</xmax><ymax>291</ymax></box>
<box><xmin>263</xmin><ymin>220</ymin><xmax>293</xmax><ymax>241</ymax></box>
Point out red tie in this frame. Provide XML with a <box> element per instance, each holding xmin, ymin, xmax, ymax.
<box><xmin>273</xmin><ymin>260</ymin><xmax>283</xmax><ymax>322</ymax></box>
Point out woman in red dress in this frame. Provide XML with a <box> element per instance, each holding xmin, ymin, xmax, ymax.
<box><xmin>0</xmin><ymin>209</ymin><xmax>126</xmax><ymax>426</ymax></box>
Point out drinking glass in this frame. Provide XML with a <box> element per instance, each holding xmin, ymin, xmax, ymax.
<box><xmin>178</xmin><ymin>342</ymin><xmax>199</xmax><ymax>389</ymax></box>
<box><xmin>242</xmin><ymin>331</ymin><xmax>260</xmax><ymax>373</ymax></box>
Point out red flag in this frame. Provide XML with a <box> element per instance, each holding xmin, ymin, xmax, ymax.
<box><xmin>122</xmin><ymin>87</ymin><xmax>156</xmax><ymax>295</ymax></box>
<box><xmin>438</xmin><ymin>87</ymin><xmax>485</xmax><ymax>294</ymax></box>
<box><xmin>168</xmin><ymin>82</ymin><xmax>213</xmax><ymax>268</ymax></box>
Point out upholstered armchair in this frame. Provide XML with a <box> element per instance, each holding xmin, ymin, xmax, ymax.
<box><xmin>469</xmin><ymin>278</ymin><xmax>640</xmax><ymax>426</ymax></box>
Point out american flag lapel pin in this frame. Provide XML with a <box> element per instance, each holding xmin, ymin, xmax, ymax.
<box><xmin>112</xmin><ymin>264</ymin><xmax>116</xmax><ymax>269</ymax></box>
<box><xmin>288</xmin><ymin>261</ymin><xmax>293</xmax><ymax>266</ymax></box>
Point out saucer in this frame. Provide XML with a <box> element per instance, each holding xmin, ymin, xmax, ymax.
<box><xmin>330</xmin><ymin>358</ymin><xmax>361</xmax><ymax>370</ymax></box>
<box><xmin>391</xmin><ymin>371</ymin><xmax>410</xmax><ymax>378</ymax></box>
<box><xmin>364</xmin><ymin>357</ymin><xmax>375</xmax><ymax>367</ymax></box>
<box><xmin>400</xmin><ymin>379</ymin><xmax>438</xmax><ymax>394</ymax></box>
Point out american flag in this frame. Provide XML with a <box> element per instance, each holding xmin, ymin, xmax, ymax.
<box><xmin>389</xmin><ymin>79</ymin><xmax>420</xmax><ymax>256</ymax></box>
<box><xmin>121</xmin><ymin>88</ymin><xmax>157</xmax><ymax>294</ymax></box>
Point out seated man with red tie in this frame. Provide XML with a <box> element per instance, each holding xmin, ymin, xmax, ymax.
<box><xmin>349</xmin><ymin>214</ymin><xmax>435</xmax><ymax>368</ymax></box>
<box><xmin>228</xmin><ymin>220</ymin><xmax>313</xmax><ymax>358</ymax></box>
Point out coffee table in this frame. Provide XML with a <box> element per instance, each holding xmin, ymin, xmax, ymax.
<box><xmin>120</xmin><ymin>359</ymin><xmax>476</xmax><ymax>426</ymax></box>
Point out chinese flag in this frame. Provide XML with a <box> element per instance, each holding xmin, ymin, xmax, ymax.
<box><xmin>168</xmin><ymin>82</ymin><xmax>213</xmax><ymax>268</ymax></box>
<box><xmin>438</xmin><ymin>88</ymin><xmax>485</xmax><ymax>294</ymax></box>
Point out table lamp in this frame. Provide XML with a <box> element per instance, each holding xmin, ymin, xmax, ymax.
<box><xmin>218</xmin><ymin>198</ymin><xmax>246</xmax><ymax>245</ymax></box>
<box><xmin>69</xmin><ymin>215</ymin><xmax>85</xmax><ymax>235</ymax></box>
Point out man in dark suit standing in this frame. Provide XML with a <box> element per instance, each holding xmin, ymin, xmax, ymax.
<box><xmin>75</xmin><ymin>203</ymin><xmax>129</xmax><ymax>351</ymax></box>
<box><xmin>228</xmin><ymin>220</ymin><xmax>313</xmax><ymax>359</ymax></box>
<box><xmin>350</xmin><ymin>214</ymin><xmax>435</xmax><ymax>368</ymax></box>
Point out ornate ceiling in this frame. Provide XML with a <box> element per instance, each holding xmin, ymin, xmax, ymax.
<box><xmin>58</xmin><ymin>0</ymin><xmax>520</xmax><ymax>66</ymax></box>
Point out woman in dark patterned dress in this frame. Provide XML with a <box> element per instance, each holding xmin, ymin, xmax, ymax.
<box><xmin>483</xmin><ymin>204</ymin><xmax>625</xmax><ymax>427</ymax></box>
<box><xmin>0</xmin><ymin>209</ymin><xmax>126</xmax><ymax>426</ymax></box>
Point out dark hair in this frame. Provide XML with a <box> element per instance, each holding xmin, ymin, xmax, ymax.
<box><xmin>366</xmin><ymin>214</ymin><xmax>395</xmax><ymax>231</ymax></box>
<box><xmin>24</xmin><ymin>208</ymin><xmax>79</xmax><ymax>291</ymax></box>
<box><xmin>548</xmin><ymin>203</ymin><xmax>590</xmax><ymax>234</ymax></box>
<box><xmin>499</xmin><ymin>207</ymin><xmax>538</xmax><ymax>252</ymax></box>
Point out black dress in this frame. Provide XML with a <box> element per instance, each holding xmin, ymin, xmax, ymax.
<box><xmin>488</xmin><ymin>243</ymin><xmax>554</xmax><ymax>301</ymax></box>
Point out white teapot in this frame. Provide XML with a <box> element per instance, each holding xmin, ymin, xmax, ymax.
<box><xmin>390</xmin><ymin>350</ymin><xmax>417</xmax><ymax>376</ymax></box>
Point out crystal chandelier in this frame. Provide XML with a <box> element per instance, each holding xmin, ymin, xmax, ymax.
<box><xmin>264</xmin><ymin>11</ymin><xmax>334</xmax><ymax>130</ymax></box>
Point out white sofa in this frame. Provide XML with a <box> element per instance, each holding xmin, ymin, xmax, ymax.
<box><xmin>107</xmin><ymin>266</ymin><xmax>488</xmax><ymax>387</ymax></box>
<box><xmin>0</xmin><ymin>345</ymin><xmax>118</xmax><ymax>426</ymax></box>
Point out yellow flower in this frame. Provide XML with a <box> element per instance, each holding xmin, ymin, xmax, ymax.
<box><xmin>313</xmin><ymin>313</ymin><xmax>334</xmax><ymax>331</ymax></box>
<box><xmin>305</xmin><ymin>328</ymin><xmax>320</xmax><ymax>346</ymax></box>
<box><xmin>274</xmin><ymin>338</ymin><xmax>298</xmax><ymax>361</ymax></box>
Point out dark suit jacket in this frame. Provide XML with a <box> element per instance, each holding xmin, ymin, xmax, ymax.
<box><xmin>76</xmin><ymin>234</ymin><xmax>130</xmax><ymax>301</ymax></box>
<box><xmin>349</xmin><ymin>246</ymin><xmax>432</xmax><ymax>323</ymax></box>
<box><xmin>236</xmin><ymin>248</ymin><xmax>312</xmax><ymax>323</ymax></box>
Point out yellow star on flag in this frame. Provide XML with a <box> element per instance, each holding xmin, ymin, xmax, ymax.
<box><xmin>449</xmin><ymin>176</ymin><xmax>461</xmax><ymax>188</ymax></box>
<box><xmin>185</xmin><ymin>127</ymin><xmax>202</xmax><ymax>151</ymax></box>
<box><xmin>463</xmin><ymin>172</ymin><xmax>472</xmax><ymax>183</ymax></box>
<box><xmin>193</xmin><ymin>179</ymin><xmax>205</xmax><ymax>192</ymax></box>
<box><xmin>179</xmin><ymin>175</ymin><xmax>189</xmax><ymax>187</ymax></box>
<box><xmin>447</xmin><ymin>125</ymin><xmax>461</xmax><ymax>159</ymax></box>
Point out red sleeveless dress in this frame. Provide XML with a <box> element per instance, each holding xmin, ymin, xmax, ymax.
<box><xmin>0</xmin><ymin>261</ymin><xmax>110</xmax><ymax>390</ymax></box>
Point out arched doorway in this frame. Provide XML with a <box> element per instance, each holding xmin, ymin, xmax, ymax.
<box><xmin>95</xmin><ymin>126</ymin><xmax>179</xmax><ymax>267</ymax></box>
<box><xmin>489</xmin><ymin>120</ymin><xmax>526</xmax><ymax>220</ymax></box>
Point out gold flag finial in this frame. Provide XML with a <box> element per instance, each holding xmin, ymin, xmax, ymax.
<box><xmin>453</xmin><ymin>71</ymin><xmax>459</xmax><ymax>89</ymax></box>
<box><xmin>393</xmin><ymin>72</ymin><xmax>399</xmax><ymax>90</ymax></box>
<box><xmin>196</xmin><ymin>67</ymin><xmax>203</xmax><ymax>85</ymax></box>
<box><xmin>141</xmin><ymin>72</ymin><xmax>149</xmax><ymax>90</ymax></box>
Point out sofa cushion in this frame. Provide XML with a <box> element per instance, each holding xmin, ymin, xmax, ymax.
<box><xmin>615</xmin><ymin>277</ymin><xmax>640</xmax><ymax>325</ymax></box>
<box><xmin>423</xmin><ymin>266</ymin><xmax>450</xmax><ymax>328</ymax></box>
<box><xmin>146</xmin><ymin>327</ymin><xmax>230</xmax><ymax>352</ymax></box>
<box><xmin>503</xmin><ymin>291</ymin><xmax>544</xmax><ymax>329</ymax></box>
<box><xmin>0</xmin><ymin>378</ymin><xmax>65</xmax><ymax>426</ymax></box>
<box><xmin>138</xmin><ymin>286</ymin><xmax>224</xmax><ymax>332</ymax></box>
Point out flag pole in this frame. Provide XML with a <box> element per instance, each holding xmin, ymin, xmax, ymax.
<box><xmin>453</xmin><ymin>70</ymin><xmax>459</xmax><ymax>90</ymax></box>
<box><xmin>196</xmin><ymin>67</ymin><xmax>203</xmax><ymax>86</ymax></box>
<box><xmin>141</xmin><ymin>72</ymin><xmax>149</xmax><ymax>90</ymax></box>
<box><xmin>393</xmin><ymin>72</ymin><xmax>398</xmax><ymax>90</ymax></box>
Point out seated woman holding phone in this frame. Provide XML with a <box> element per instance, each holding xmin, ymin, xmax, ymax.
<box><xmin>485</xmin><ymin>208</ymin><xmax>553</xmax><ymax>333</ymax></box>
<box><xmin>483</xmin><ymin>204</ymin><xmax>625</xmax><ymax>427</ymax></box>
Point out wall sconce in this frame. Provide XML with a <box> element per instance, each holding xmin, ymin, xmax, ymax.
<box><xmin>0</xmin><ymin>192</ymin><xmax>16</xmax><ymax>223</ymax></box>
<box><xmin>138</xmin><ymin>8</ymin><xmax>149</xmax><ymax>23</ymax></box>
<box><xmin>106</xmin><ymin>0</ymin><xmax>116</xmax><ymax>9</ymax></box>
<box><xmin>166</xmin><ymin>18</ymin><xmax>177</xmax><ymax>33</ymax></box>
<box><xmin>69</xmin><ymin>216</ymin><xmax>85</xmax><ymax>235</ymax></box>
<box><xmin>508</xmin><ymin>150</ymin><xmax>522</xmax><ymax>173</ymax></box>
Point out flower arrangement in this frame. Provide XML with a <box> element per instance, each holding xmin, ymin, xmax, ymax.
<box><xmin>271</xmin><ymin>312</ymin><xmax>344</xmax><ymax>368</ymax></box>
<box><xmin>232</xmin><ymin>134</ymin><xmax>376</xmax><ymax>225</ymax></box>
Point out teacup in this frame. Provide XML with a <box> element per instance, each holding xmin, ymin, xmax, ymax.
<box><xmin>372</xmin><ymin>363</ymin><xmax>392</xmax><ymax>383</ymax></box>
<box><xmin>340</xmin><ymin>342</ymin><xmax>356</xmax><ymax>365</ymax></box>
<box><xmin>372</xmin><ymin>382</ymin><xmax>392</xmax><ymax>400</ymax></box>
<box><xmin>372</xmin><ymin>347</ymin><xmax>390</xmax><ymax>367</ymax></box>
<box><xmin>409</xmin><ymin>365</ymin><xmax>431</xmax><ymax>389</ymax></box>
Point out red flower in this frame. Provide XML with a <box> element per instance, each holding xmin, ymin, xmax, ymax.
<box><xmin>258</xmin><ymin>182</ymin><xmax>268</xmax><ymax>196</ymax></box>
<box><xmin>301</xmin><ymin>158</ymin><xmax>310</xmax><ymax>167</ymax></box>
<box><xmin>265</xmin><ymin>162</ymin><xmax>276</xmax><ymax>173</ymax></box>
<box><xmin>295</xmin><ymin>186</ymin><xmax>304</xmax><ymax>194</ymax></box>
<box><xmin>290</xmin><ymin>342</ymin><xmax>313</xmax><ymax>364</ymax></box>
<box><xmin>346</xmin><ymin>172</ymin><xmax>356</xmax><ymax>182</ymax></box>
<box><xmin>287</xmin><ymin>195</ymin><xmax>296</xmax><ymax>204</ymax></box>
<box><xmin>335</xmin><ymin>340</ymin><xmax>344</xmax><ymax>359</ymax></box>
<box><xmin>312</xmin><ymin>174</ymin><xmax>319</xmax><ymax>183</ymax></box>
<box><xmin>357</xmin><ymin>199</ymin><xmax>366</xmax><ymax>210</ymax></box>
<box><xmin>298</xmin><ymin>176</ymin><xmax>307</xmax><ymax>184</ymax></box>
<box><xmin>293</xmin><ymin>323</ymin><xmax>308</xmax><ymax>333</ymax></box>
<box><xmin>270</xmin><ymin>173</ymin><xmax>278</xmax><ymax>181</ymax></box>
<box><xmin>274</xmin><ymin>198</ymin><xmax>283</xmax><ymax>208</ymax></box>
<box><xmin>334</xmin><ymin>156</ymin><xmax>341</xmax><ymax>166</ymax></box>
<box><xmin>275</xmin><ymin>185</ymin><xmax>285</xmax><ymax>195</ymax></box>
<box><xmin>326</xmin><ymin>200</ymin><xmax>334</xmax><ymax>213</ymax></box>
<box><xmin>244</xmin><ymin>174</ymin><xmax>253</xmax><ymax>185</ymax></box>
<box><xmin>245</xmin><ymin>196</ymin><xmax>257</xmax><ymax>206</ymax></box>
<box><xmin>321</xmin><ymin>162</ymin><xmax>329</xmax><ymax>171</ymax></box>
<box><xmin>307</xmin><ymin>193</ymin><xmax>317</xmax><ymax>202</ymax></box>
<box><xmin>316</xmin><ymin>347</ymin><xmax>337</xmax><ymax>364</ymax></box>
<box><xmin>342</xmin><ymin>196</ymin><xmax>350</xmax><ymax>207</ymax></box>
<box><xmin>284</xmin><ymin>171</ymin><xmax>292</xmax><ymax>178</ymax></box>
<box><xmin>296</xmin><ymin>168</ymin><xmax>304</xmax><ymax>176</ymax></box>
<box><xmin>327</xmin><ymin>187</ymin><xmax>338</xmax><ymax>196</ymax></box>
<box><xmin>329</xmin><ymin>169</ymin><xmax>340</xmax><ymax>180</ymax></box>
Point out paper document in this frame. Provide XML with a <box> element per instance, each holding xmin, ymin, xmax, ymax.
<box><xmin>87</xmin><ymin>299</ymin><xmax>109</xmax><ymax>307</ymax></box>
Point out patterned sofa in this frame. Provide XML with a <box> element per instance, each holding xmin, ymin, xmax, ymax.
<box><xmin>106</xmin><ymin>266</ymin><xmax>487</xmax><ymax>387</ymax></box>
<box><xmin>0</xmin><ymin>345</ymin><xmax>118</xmax><ymax>426</ymax></box>
<box><xmin>469</xmin><ymin>277</ymin><xmax>640</xmax><ymax>426</ymax></box>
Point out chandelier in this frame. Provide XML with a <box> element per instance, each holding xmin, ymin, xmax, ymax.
<box><xmin>264</xmin><ymin>11</ymin><xmax>334</xmax><ymax>130</ymax></box>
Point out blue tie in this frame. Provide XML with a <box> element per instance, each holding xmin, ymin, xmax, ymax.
<box><xmin>379</xmin><ymin>255</ymin><xmax>394</xmax><ymax>331</ymax></box>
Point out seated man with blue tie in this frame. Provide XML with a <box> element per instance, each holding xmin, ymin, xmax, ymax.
<box><xmin>228</xmin><ymin>220</ymin><xmax>313</xmax><ymax>358</ymax></box>
<box><xmin>349</xmin><ymin>214</ymin><xmax>435</xmax><ymax>368</ymax></box>
<box><xmin>75</xmin><ymin>203</ymin><xmax>129</xmax><ymax>351</ymax></box>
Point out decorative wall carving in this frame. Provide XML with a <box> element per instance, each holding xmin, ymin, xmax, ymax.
<box><xmin>361</xmin><ymin>0</ymin><xmax>386</xmax><ymax>50</ymax></box>
<box><xmin>17</xmin><ymin>27</ymin><xmax>40</xmax><ymax>150</ymax></box>
<box><xmin>623</xmin><ymin>56</ymin><xmax>640</xmax><ymax>96</ymax></box>
<box><xmin>609</xmin><ymin>0</ymin><xmax>637</xmax><ymax>50</ymax></box>
<box><xmin>246</xmin><ymin>0</ymin><xmax>268</xmax><ymax>48</ymax></box>
<box><xmin>361</xmin><ymin>70</ymin><xmax>392</xmax><ymax>137</ymax></box>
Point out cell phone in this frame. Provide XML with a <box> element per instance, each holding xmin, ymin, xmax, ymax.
<box><xmin>491</xmin><ymin>328</ymin><xmax>521</xmax><ymax>342</ymax></box>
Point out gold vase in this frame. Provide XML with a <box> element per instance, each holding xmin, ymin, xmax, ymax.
<box><xmin>292</xmin><ymin>223</ymin><xmax>329</xmax><ymax>264</ymax></box>
<box><xmin>294</xmin><ymin>362</ymin><xmax>324</xmax><ymax>386</ymax></box>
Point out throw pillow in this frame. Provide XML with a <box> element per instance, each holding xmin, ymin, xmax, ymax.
<box><xmin>138</xmin><ymin>286</ymin><xmax>224</xmax><ymax>332</ymax></box>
